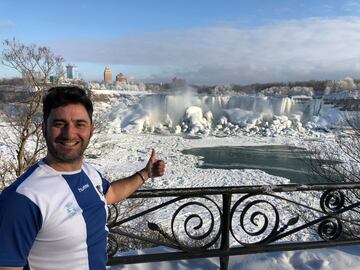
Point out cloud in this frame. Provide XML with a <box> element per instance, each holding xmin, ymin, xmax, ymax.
<box><xmin>0</xmin><ymin>20</ymin><xmax>15</xmax><ymax>29</ymax></box>
<box><xmin>342</xmin><ymin>0</ymin><xmax>360</xmax><ymax>13</ymax></box>
<box><xmin>53</xmin><ymin>17</ymin><xmax>360</xmax><ymax>84</ymax></box>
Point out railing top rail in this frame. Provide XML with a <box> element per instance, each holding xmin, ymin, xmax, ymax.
<box><xmin>130</xmin><ymin>182</ymin><xmax>360</xmax><ymax>198</ymax></box>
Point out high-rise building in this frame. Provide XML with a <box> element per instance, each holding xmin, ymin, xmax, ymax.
<box><xmin>104</xmin><ymin>66</ymin><xmax>112</xmax><ymax>83</ymax></box>
<box><xmin>171</xmin><ymin>77</ymin><xmax>187</xmax><ymax>89</ymax></box>
<box><xmin>66</xmin><ymin>64</ymin><xmax>78</xmax><ymax>80</ymax></box>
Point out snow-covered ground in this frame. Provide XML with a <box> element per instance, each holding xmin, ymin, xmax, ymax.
<box><xmin>84</xmin><ymin>129</ymin><xmax>359</xmax><ymax>270</ymax></box>
<box><xmin>80</xmin><ymin>90</ymin><xmax>360</xmax><ymax>269</ymax></box>
<box><xmin>1</xmin><ymin>87</ymin><xmax>360</xmax><ymax>269</ymax></box>
<box><xmin>109</xmin><ymin>245</ymin><xmax>360</xmax><ymax>270</ymax></box>
<box><xmin>87</xmin><ymin>132</ymin><xmax>300</xmax><ymax>188</ymax></box>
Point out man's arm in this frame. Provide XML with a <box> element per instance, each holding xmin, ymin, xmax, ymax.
<box><xmin>105</xmin><ymin>149</ymin><xmax>165</xmax><ymax>205</ymax></box>
<box><xmin>0</xmin><ymin>189</ymin><xmax>42</xmax><ymax>270</ymax></box>
<box><xmin>0</xmin><ymin>267</ymin><xmax>22</xmax><ymax>270</ymax></box>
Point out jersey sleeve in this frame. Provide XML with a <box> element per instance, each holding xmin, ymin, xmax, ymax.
<box><xmin>101</xmin><ymin>175</ymin><xmax>110</xmax><ymax>195</ymax></box>
<box><xmin>95</xmin><ymin>170</ymin><xmax>110</xmax><ymax>195</ymax></box>
<box><xmin>0</xmin><ymin>190</ymin><xmax>43</xmax><ymax>267</ymax></box>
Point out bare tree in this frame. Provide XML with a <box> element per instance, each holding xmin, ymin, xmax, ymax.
<box><xmin>302</xmin><ymin>111</ymin><xmax>360</xmax><ymax>186</ymax></box>
<box><xmin>293</xmin><ymin>114</ymin><xmax>360</xmax><ymax>240</ymax></box>
<box><xmin>0</xmin><ymin>38</ymin><xmax>64</xmax><ymax>187</ymax></box>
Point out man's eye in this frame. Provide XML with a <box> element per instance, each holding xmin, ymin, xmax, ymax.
<box><xmin>76</xmin><ymin>123</ymin><xmax>88</xmax><ymax>128</ymax></box>
<box><xmin>53</xmin><ymin>122</ymin><xmax>64</xmax><ymax>127</ymax></box>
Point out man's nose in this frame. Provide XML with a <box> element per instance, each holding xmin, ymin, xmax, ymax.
<box><xmin>61</xmin><ymin>124</ymin><xmax>76</xmax><ymax>138</ymax></box>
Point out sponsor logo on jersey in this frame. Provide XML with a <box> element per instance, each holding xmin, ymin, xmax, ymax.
<box><xmin>78</xmin><ymin>183</ymin><xmax>89</xmax><ymax>192</ymax></box>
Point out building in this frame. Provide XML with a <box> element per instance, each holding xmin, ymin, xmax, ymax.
<box><xmin>171</xmin><ymin>77</ymin><xmax>187</xmax><ymax>89</ymax></box>
<box><xmin>49</xmin><ymin>75</ymin><xmax>57</xmax><ymax>83</ymax></box>
<box><xmin>66</xmin><ymin>64</ymin><xmax>78</xmax><ymax>80</ymax></box>
<box><xmin>115</xmin><ymin>73</ymin><xmax>128</xmax><ymax>83</ymax></box>
<box><xmin>104</xmin><ymin>66</ymin><xmax>112</xmax><ymax>83</ymax></box>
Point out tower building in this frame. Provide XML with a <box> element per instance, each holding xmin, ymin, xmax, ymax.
<box><xmin>104</xmin><ymin>66</ymin><xmax>112</xmax><ymax>83</ymax></box>
<box><xmin>66</xmin><ymin>64</ymin><xmax>78</xmax><ymax>80</ymax></box>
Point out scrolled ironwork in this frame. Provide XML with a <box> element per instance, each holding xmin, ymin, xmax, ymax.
<box><xmin>107</xmin><ymin>233</ymin><xmax>119</xmax><ymax>257</ymax></box>
<box><xmin>107</xmin><ymin>205</ymin><xmax>123</xmax><ymax>257</ymax></box>
<box><xmin>230</xmin><ymin>194</ymin><xmax>280</xmax><ymax>245</ymax></box>
<box><xmin>169</xmin><ymin>196</ymin><xmax>223</xmax><ymax>251</ymax></box>
<box><xmin>107</xmin><ymin>204</ymin><xmax>119</xmax><ymax>227</ymax></box>
<box><xmin>320</xmin><ymin>190</ymin><xmax>345</xmax><ymax>213</ymax></box>
<box><xmin>105</xmin><ymin>184</ymin><xmax>360</xmax><ymax>270</ymax></box>
<box><xmin>318</xmin><ymin>217</ymin><xmax>342</xmax><ymax>241</ymax></box>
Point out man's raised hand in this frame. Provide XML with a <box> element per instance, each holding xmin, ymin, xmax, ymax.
<box><xmin>144</xmin><ymin>149</ymin><xmax>165</xmax><ymax>178</ymax></box>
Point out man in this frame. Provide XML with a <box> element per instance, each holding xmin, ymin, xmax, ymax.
<box><xmin>0</xmin><ymin>86</ymin><xmax>165</xmax><ymax>270</ymax></box>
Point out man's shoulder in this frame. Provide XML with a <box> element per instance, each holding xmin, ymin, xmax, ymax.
<box><xmin>1</xmin><ymin>161</ymin><xmax>64</xmax><ymax>204</ymax></box>
<box><xmin>82</xmin><ymin>160</ymin><xmax>96</xmax><ymax>170</ymax></box>
<box><xmin>0</xmin><ymin>163</ymin><xmax>43</xmax><ymax>217</ymax></box>
<box><xmin>0</xmin><ymin>185</ymin><xmax>38</xmax><ymax>211</ymax></box>
<box><xmin>1</xmin><ymin>162</ymin><xmax>41</xmax><ymax>195</ymax></box>
<box><xmin>82</xmin><ymin>161</ymin><xmax>103</xmax><ymax>178</ymax></box>
<box><xmin>81</xmin><ymin>162</ymin><xmax>109</xmax><ymax>191</ymax></box>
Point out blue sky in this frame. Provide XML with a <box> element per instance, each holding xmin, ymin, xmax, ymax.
<box><xmin>1</xmin><ymin>0</ymin><xmax>360</xmax><ymax>84</ymax></box>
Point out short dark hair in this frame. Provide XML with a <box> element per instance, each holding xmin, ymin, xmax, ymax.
<box><xmin>43</xmin><ymin>86</ymin><xmax>93</xmax><ymax>122</ymax></box>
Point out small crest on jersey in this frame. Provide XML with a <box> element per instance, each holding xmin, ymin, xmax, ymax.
<box><xmin>96</xmin><ymin>185</ymin><xmax>103</xmax><ymax>195</ymax></box>
<box><xmin>66</xmin><ymin>202</ymin><xmax>79</xmax><ymax>217</ymax></box>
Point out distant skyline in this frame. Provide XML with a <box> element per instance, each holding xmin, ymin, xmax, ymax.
<box><xmin>1</xmin><ymin>0</ymin><xmax>360</xmax><ymax>84</ymax></box>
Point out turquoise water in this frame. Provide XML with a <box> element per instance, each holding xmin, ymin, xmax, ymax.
<box><xmin>182</xmin><ymin>145</ymin><xmax>340</xmax><ymax>184</ymax></box>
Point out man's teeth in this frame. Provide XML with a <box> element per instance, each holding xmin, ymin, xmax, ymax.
<box><xmin>61</xmin><ymin>141</ymin><xmax>78</xmax><ymax>146</ymax></box>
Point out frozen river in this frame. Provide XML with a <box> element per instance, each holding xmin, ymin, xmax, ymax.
<box><xmin>182</xmin><ymin>144</ymin><xmax>340</xmax><ymax>184</ymax></box>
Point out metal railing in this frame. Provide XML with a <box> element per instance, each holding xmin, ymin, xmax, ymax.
<box><xmin>106</xmin><ymin>183</ymin><xmax>360</xmax><ymax>270</ymax></box>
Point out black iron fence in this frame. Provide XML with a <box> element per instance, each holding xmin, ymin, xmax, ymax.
<box><xmin>106</xmin><ymin>183</ymin><xmax>360</xmax><ymax>270</ymax></box>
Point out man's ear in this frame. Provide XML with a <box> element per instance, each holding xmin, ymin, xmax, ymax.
<box><xmin>42</xmin><ymin>122</ymin><xmax>46</xmax><ymax>137</ymax></box>
<box><xmin>90</xmin><ymin>123</ymin><xmax>95</xmax><ymax>138</ymax></box>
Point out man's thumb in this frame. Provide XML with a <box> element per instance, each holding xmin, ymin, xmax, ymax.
<box><xmin>149</xmin><ymin>149</ymin><xmax>156</xmax><ymax>163</ymax></box>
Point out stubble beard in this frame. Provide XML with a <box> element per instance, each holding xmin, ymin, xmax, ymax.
<box><xmin>45</xmin><ymin>137</ymin><xmax>90</xmax><ymax>164</ymax></box>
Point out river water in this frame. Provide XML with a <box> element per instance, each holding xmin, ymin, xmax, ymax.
<box><xmin>182</xmin><ymin>145</ymin><xmax>340</xmax><ymax>184</ymax></box>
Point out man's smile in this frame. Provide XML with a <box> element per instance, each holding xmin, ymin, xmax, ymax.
<box><xmin>58</xmin><ymin>140</ymin><xmax>80</xmax><ymax>147</ymax></box>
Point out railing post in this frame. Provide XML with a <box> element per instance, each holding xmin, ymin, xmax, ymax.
<box><xmin>220</xmin><ymin>193</ymin><xmax>231</xmax><ymax>270</ymax></box>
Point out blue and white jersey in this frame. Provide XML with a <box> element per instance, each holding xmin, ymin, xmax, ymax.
<box><xmin>0</xmin><ymin>160</ymin><xmax>110</xmax><ymax>270</ymax></box>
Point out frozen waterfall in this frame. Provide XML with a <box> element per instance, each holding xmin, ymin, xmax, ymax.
<box><xmin>110</xmin><ymin>93</ymin><xmax>337</xmax><ymax>136</ymax></box>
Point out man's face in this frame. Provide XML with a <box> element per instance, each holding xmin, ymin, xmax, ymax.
<box><xmin>43</xmin><ymin>103</ymin><xmax>94</xmax><ymax>164</ymax></box>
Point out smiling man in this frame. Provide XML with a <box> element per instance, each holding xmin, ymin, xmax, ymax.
<box><xmin>0</xmin><ymin>86</ymin><xmax>165</xmax><ymax>270</ymax></box>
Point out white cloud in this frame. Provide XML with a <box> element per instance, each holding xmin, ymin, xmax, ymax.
<box><xmin>342</xmin><ymin>0</ymin><xmax>360</xmax><ymax>13</ymax></box>
<box><xmin>0</xmin><ymin>20</ymin><xmax>15</xmax><ymax>29</ymax></box>
<box><xmin>53</xmin><ymin>17</ymin><xmax>360</xmax><ymax>84</ymax></box>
